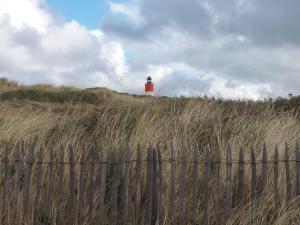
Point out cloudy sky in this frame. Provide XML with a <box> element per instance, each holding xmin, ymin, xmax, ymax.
<box><xmin>0</xmin><ymin>0</ymin><xmax>299</xmax><ymax>99</ymax></box>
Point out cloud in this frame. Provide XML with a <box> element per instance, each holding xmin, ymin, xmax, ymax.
<box><xmin>109</xmin><ymin>1</ymin><xmax>144</xmax><ymax>26</ymax></box>
<box><xmin>0</xmin><ymin>0</ymin><xmax>128</xmax><ymax>90</ymax></box>
<box><xmin>0</xmin><ymin>0</ymin><xmax>52</xmax><ymax>32</ymax></box>
<box><xmin>212</xmin><ymin>0</ymin><xmax>300</xmax><ymax>46</ymax></box>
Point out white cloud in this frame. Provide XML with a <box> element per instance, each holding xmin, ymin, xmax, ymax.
<box><xmin>208</xmin><ymin>76</ymin><xmax>273</xmax><ymax>100</ymax></box>
<box><xmin>109</xmin><ymin>1</ymin><xmax>144</xmax><ymax>25</ymax></box>
<box><xmin>147</xmin><ymin>64</ymin><xmax>172</xmax><ymax>82</ymax></box>
<box><xmin>0</xmin><ymin>0</ymin><xmax>52</xmax><ymax>32</ymax></box>
<box><xmin>0</xmin><ymin>0</ymin><xmax>128</xmax><ymax>90</ymax></box>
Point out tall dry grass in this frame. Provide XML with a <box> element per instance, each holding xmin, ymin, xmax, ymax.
<box><xmin>0</xmin><ymin>86</ymin><xmax>300</xmax><ymax>224</ymax></box>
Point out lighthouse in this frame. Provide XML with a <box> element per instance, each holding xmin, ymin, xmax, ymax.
<box><xmin>145</xmin><ymin>76</ymin><xmax>154</xmax><ymax>95</ymax></box>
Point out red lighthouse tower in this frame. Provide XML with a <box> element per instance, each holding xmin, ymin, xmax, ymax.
<box><xmin>145</xmin><ymin>76</ymin><xmax>154</xmax><ymax>95</ymax></box>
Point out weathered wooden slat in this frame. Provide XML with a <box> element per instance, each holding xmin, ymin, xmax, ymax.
<box><xmin>203</xmin><ymin>145</ymin><xmax>210</xmax><ymax>225</ymax></box>
<box><xmin>152</xmin><ymin>148</ymin><xmax>158</xmax><ymax>225</ymax></box>
<box><xmin>168</xmin><ymin>142</ymin><xmax>176</xmax><ymax>222</ymax></box>
<box><xmin>69</xmin><ymin>146</ymin><xmax>76</xmax><ymax>209</ymax></box>
<box><xmin>13</xmin><ymin>143</ymin><xmax>21</xmax><ymax>224</ymax></box>
<box><xmin>296</xmin><ymin>142</ymin><xmax>300</xmax><ymax>197</ymax></box>
<box><xmin>191</xmin><ymin>144</ymin><xmax>199</xmax><ymax>225</ymax></box>
<box><xmin>1</xmin><ymin>146</ymin><xmax>9</xmax><ymax>223</ymax></box>
<box><xmin>237</xmin><ymin>147</ymin><xmax>244</xmax><ymax>206</ymax></box>
<box><xmin>214</xmin><ymin>145</ymin><xmax>221</xmax><ymax>225</ymax></box>
<box><xmin>33</xmin><ymin>147</ymin><xmax>43</xmax><ymax>225</ymax></box>
<box><xmin>261</xmin><ymin>144</ymin><xmax>268</xmax><ymax>196</ymax></box>
<box><xmin>224</xmin><ymin>144</ymin><xmax>232</xmax><ymax>222</ymax></box>
<box><xmin>146</xmin><ymin>146</ymin><xmax>153</xmax><ymax>225</ymax></box>
<box><xmin>77</xmin><ymin>152</ymin><xmax>85</xmax><ymax>225</ymax></box>
<box><xmin>178</xmin><ymin>147</ymin><xmax>187</xmax><ymax>225</ymax></box>
<box><xmin>134</xmin><ymin>144</ymin><xmax>142</xmax><ymax>225</ymax></box>
<box><xmin>157</xmin><ymin>146</ymin><xmax>163</xmax><ymax>225</ymax></box>
<box><xmin>56</xmin><ymin>145</ymin><xmax>65</xmax><ymax>225</ymax></box>
<box><xmin>87</xmin><ymin>147</ymin><xmax>96</xmax><ymax>224</ymax></box>
<box><xmin>99</xmin><ymin>144</ymin><xmax>109</xmax><ymax>225</ymax></box>
<box><xmin>111</xmin><ymin>146</ymin><xmax>119</xmax><ymax>225</ymax></box>
<box><xmin>23</xmin><ymin>144</ymin><xmax>34</xmax><ymax>221</ymax></box>
<box><xmin>123</xmin><ymin>144</ymin><xmax>131</xmax><ymax>225</ymax></box>
<box><xmin>45</xmin><ymin>146</ymin><xmax>54</xmax><ymax>225</ymax></box>
<box><xmin>285</xmin><ymin>143</ymin><xmax>291</xmax><ymax>203</ymax></box>
<box><xmin>260</xmin><ymin>145</ymin><xmax>268</xmax><ymax>225</ymax></box>
<box><xmin>274</xmin><ymin>145</ymin><xmax>279</xmax><ymax>211</ymax></box>
<box><xmin>251</xmin><ymin>147</ymin><xmax>257</xmax><ymax>202</ymax></box>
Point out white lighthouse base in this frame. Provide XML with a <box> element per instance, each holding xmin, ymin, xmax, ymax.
<box><xmin>145</xmin><ymin>91</ymin><xmax>154</xmax><ymax>96</ymax></box>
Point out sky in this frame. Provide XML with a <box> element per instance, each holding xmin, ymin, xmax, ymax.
<box><xmin>0</xmin><ymin>0</ymin><xmax>300</xmax><ymax>99</ymax></box>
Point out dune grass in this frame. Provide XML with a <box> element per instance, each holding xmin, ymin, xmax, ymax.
<box><xmin>0</xmin><ymin>78</ymin><xmax>300</xmax><ymax>224</ymax></box>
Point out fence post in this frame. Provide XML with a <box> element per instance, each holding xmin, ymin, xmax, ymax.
<box><xmin>45</xmin><ymin>146</ymin><xmax>54</xmax><ymax>225</ymax></box>
<box><xmin>56</xmin><ymin>145</ymin><xmax>65</xmax><ymax>225</ymax></box>
<box><xmin>203</xmin><ymin>145</ymin><xmax>210</xmax><ymax>225</ymax></box>
<box><xmin>178</xmin><ymin>147</ymin><xmax>187</xmax><ymax>225</ymax></box>
<box><xmin>23</xmin><ymin>144</ymin><xmax>34</xmax><ymax>221</ymax></box>
<box><xmin>69</xmin><ymin>146</ymin><xmax>76</xmax><ymax>209</ymax></box>
<box><xmin>215</xmin><ymin>145</ymin><xmax>221</xmax><ymax>225</ymax></box>
<box><xmin>224</xmin><ymin>144</ymin><xmax>232</xmax><ymax>222</ymax></box>
<box><xmin>296</xmin><ymin>142</ymin><xmax>300</xmax><ymax>197</ymax></box>
<box><xmin>87</xmin><ymin>146</ymin><xmax>96</xmax><ymax>224</ymax></box>
<box><xmin>274</xmin><ymin>145</ymin><xmax>279</xmax><ymax>211</ymax></box>
<box><xmin>1</xmin><ymin>146</ymin><xmax>9</xmax><ymax>224</ymax></box>
<box><xmin>152</xmin><ymin>148</ymin><xmax>158</xmax><ymax>225</ymax></box>
<box><xmin>13</xmin><ymin>143</ymin><xmax>21</xmax><ymax>224</ymax></box>
<box><xmin>56</xmin><ymin>144</ymin><xmax>65</xmax><ymax>224</ymax></box>
<box><xmin>285</xmin><ymin>142</ymin><xmax>291</xmax><ymax>203</ymax></box>
<box><xmin>237</xmin><ymin>147</ymin><xmax>244</xmax><ymax>206</ymax></box>
<box><xmin>123</xmin><ymin>144</ymin><xmax>131</xmax><ymax>225</ymax></box>
<box><xmin>111</xmin><ymin>146</ymin><xmax>119</xmax><ymax>225</ymax></box>
<box><xmin>99</xmin><ymin>144</ymin><xmax>109</xmax><ymax>225</ymax></box>
<box><xmin>191</xmin><ymin>144</ymin><xmax>199</xmax><ymax>225</ymax></box>
<box><xmin>261</xmin><ymin>144</ymin><xmax>268</xmax><ymax>196</ymax></box>
<box><xmin>168</xmin><ymin>142</ymin><xmax>176</xmax><ymax>223</ymax></box>
<box><xmin>251</xmin><ymin>147</ymin><xmax>257</xmax><ymax>202</ymax></box>
<box><xmin>157</xmin><ymin>146</ymin><xmax>163</xmax><ymax>225</ymax></box>
<box><xmin>33</xmin><ymin>147</ymin><xmax>43</xmax><ymax>225</ymax></box>
<box><xmin>146</xmin><ymin>146</ymin><xmax>154</xmax><ymax>225</ymax></box>
<box><xmin>134</xmin><ymin>144</ymin><xmax>142</xmax><ymax>225</ymax></box>
<box><xmin>77</xmin><ymin>152</ymin><xmax>85</xmax><ymax>225</ymax></box>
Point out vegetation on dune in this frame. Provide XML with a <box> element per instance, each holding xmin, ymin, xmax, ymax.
<box><xmin>0</xmin><ymin>88</ymin><xmax>102</xmax><ymax>104</ymax></box>
<box><xmin>0</xmin><ymin>77</ymin><xmax>300</xmax><ymax>224</ymax></box>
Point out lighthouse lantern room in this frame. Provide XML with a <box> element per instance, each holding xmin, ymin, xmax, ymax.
<box><xmin>145</xmin><ymin>76</ymin><xmax>154</xmax><ymax>95</ymax></box>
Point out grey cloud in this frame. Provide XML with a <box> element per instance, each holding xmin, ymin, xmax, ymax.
<box><xmin>212</xmin><ymin>0</ymin><xmax>300</xmax><ymax>46</ymax></box>
<box><xmin>102</xmin><ymin>19</ymin><xmax>151</xmax><ymax>41</ymax></box>
<box><xmin>12</xmin><ymin>26</ymin><xmax>42</xmax><ymax>51</ymax></box>
<box><xmin>103</xmin><ymin>0</ymin><xmax>213</xmax><ymax>40</ymax></box>
<box><xmin>140</xmin><ymin>0</ymin><xmax>212</xmax><ymax>36</ymax></box>
<box><xmin>105</xmin><ymin>0</ymin><xmax>300</xmax><ymax>46</ymax></box>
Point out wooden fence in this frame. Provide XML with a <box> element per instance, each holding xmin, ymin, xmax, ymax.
<box><xmin>0</xmin><ymin>142</ymin><xmax>300</xmax><ymax>225</ymax></box>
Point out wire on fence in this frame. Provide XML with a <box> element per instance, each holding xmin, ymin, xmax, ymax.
<box><xmin>1</xmin><ymin>159</ymin><xmax>299</xmax><ymax>165</ymax></box>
